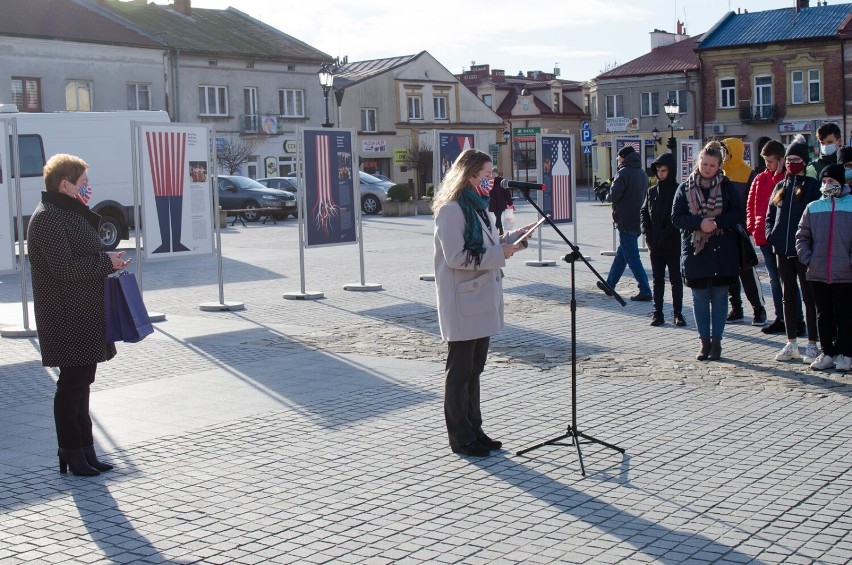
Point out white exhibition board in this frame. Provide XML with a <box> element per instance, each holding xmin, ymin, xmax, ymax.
<box><xmin>0</xmin><ymin>119</ymin><xmax>15</xmax><ymax>274</ymax></box>
<box><xmin>137</xmin><ymin>123</ymin><xmax>214</xmax><ymax>259</ymax></box>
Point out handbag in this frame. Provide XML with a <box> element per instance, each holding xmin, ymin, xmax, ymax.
<box><xmin>732</xmin><ymin>223</ymin><xmax>758</xmax><ymax>270</ymax></box>
<box><xmin>501</xmin><ymin>206</ymin><xmax>516</xmax><ymax>230</ymax></box>
<box><xmin>104</xmin><ymin>271</ymin><xmax>154</xmax><ymax>343</ymax></box>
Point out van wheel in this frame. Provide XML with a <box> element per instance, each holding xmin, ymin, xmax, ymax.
<box><xmin>362</xmin><ymin>195</ymin><xmax>382</xmax><ymax>215</ymax></box>
<box><xmin>242</xmin><ymin>201</ymin><xmax>260</xmax><ymax>222</ymax></box>
<box><xmin>99</xmin><ymin>215</ymin><xmax>121</xmax><ymax>251</ymax></box>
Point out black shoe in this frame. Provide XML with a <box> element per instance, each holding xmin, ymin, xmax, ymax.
<box><xmin>673</xmin><ymin>313</ymin><xmax>687</xmax><ymax>327</ymax></box>
<box><xmin>762</xmin><ymin>319</ymin><xmax>786</xmax><ymax>334</ymax></box>
<box><xmin>476</xmin><ymin>433</ymin><xmax>503</xmax><ymax>450</ymax></box>
<box><xmin>650</xmin><ymin>311</ymin><xmax>664</xmax><ymax>326</ymax></box>
<box><xmin>708</xmin><ymin>338</ymin><xmax>722</xmax><ymax>361</ymax></box>
<box><xmin>82</xmin><ymin>445</ymin><xmax>114</xmax><ymax>472</ymax></box>
<box><xmin>726</xmin><ymin>308</ymin><xmax>744</xmax><ymax>322</ymax></box>
<box><xmin>58</xmin><ymin>448</ymin><xmax>100</xmax><ymax>477</ymax></box>
<box><xmin>596</xmin><ymin>281</ymin><xmax>613</xmax><ymax>296</ymax></box>
<box><xmin>751</xmin><ymin>307</ymin><xmax>767</xmax><ymax>326</ymax></box>
<box><xmin>797</xmin><ymin>320</ymin><xmax>806</xmax><ymax>337</ymax></box>
<box><xmin>451</xmin><ymin>440</ymin><xmax>490</xmax><ymax>457</ymax></box>
<box><xmin>630</xmin><ymin>293</ymin><xmax>652</xmax><ymax>302</ymax></box>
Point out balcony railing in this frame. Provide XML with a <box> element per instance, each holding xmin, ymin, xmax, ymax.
<box><xmin>739</xmin><ymin>103</ymin><xmax>783</xmax><ymax>123</ymax></box>
<box><xmin>239</xmin><ymin>114</ymin><xmax>281</xmax><ymax>135</ymax></box>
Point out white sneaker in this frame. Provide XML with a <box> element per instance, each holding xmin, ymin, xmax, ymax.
<box><xmin>810</xmin><ymin>353</ymin><xmax>834</xmax><ymax>371</ymax></box>
<box><xmin>802</xmin><ymin>343</ymin><xmax>819</xmax><ymax>364</ymax></box>
<box><xmin>835</xmin><ymin>354</ymin><xmax>851</xmax><ymax>372</ymax></box>
<box><xmin>775</xmin><ymin>342</ymin><xmax>802</xmax><ymax>362</ymax></box>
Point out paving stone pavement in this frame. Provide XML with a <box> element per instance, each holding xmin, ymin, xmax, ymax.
<box><xmin>1</xmin><ymin>198</ymin><xmax>850</xmax><ymax>564</ymax></box>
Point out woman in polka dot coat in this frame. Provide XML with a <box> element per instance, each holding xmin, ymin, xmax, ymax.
<box><xmin>27</xmin><ymin>154</ymin><xmax>131</xmax><ymax>476</ymax></box>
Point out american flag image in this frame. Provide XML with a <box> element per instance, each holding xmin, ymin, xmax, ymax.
<box><xmin>312</xmin><ymin>134</ymin><xmax>340</xmax><ymax>235</ymax></box>
<box><xmin>550</xmin><ymin>140</ymin><xmax>572</xmax><ymax>222</ymax></box>
<box><xmin>146</xmin><ymin>132</ymin><xmax>187</xmax><ymax>197</ymax></box>
<box><xmin>75</xmin><ymin>184</ymin><xmax>92</xmax><ymax>205</ymax></box>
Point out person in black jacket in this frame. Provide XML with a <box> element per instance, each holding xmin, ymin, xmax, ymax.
<box><xmin>601</xmin><ymin>145</ymin><xmax>652</xmax><ymax>301</ymax></box>
<box><xmin>641</xmin><ymin>152</ymin><xmax>684</xmax><ymax>326</ymax></box>
<box><xmin>672</xmin><ymin>142</ymin><xmax>742</xmax><ymax>361</ymax></box>
<box><xmin>487</xmin><ymin>167</ymin><xmax>513</xmax><ymax>235</ymax></box>
<box><xmin>27</xmin><ymin>154</ymin><xmax>130</xmax><ymax>476</ymax></box>
<box><xmin>766</xmin><ymin>140</ymin><xmax>822</xmax><ymax>364</ymax></box>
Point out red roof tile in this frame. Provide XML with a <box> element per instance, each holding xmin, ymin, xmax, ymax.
<box><xmin>595</xmin><ymin>35</ymin><xmax>701</xmax><ymax>80</ymax></box>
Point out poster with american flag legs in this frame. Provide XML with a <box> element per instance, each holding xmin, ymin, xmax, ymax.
<box><xmin>540</xmin><ymin>135</ymin><xmax>575</xmax><ymax>224</ymax></box>
<box><xmin>300</xmin><ymin>128</ymin><xmax>357</xmax><ymax>248</ymax></box>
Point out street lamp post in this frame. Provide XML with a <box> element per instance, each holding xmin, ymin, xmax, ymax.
<box><xmin>664</xmin><ymin>99</ymin><xmax>680</xmax><ymax>152</ymax></box>
<box><xmin>318</xmin><ymin>63</ymin><xmax>334</xmax><ymax>127</ymax></box>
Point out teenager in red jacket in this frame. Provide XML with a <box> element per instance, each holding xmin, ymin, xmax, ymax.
<box><xmin>747</xmin><ymin>140</ymin><xmax>803</xmax><ymax>335</ymax></box>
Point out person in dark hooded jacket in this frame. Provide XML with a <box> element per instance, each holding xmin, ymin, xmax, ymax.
<box><xmin>641</xmin><ymin>152</ymin><xmax>684</xmax><ymax>326</ymax></box>
<box><xmin>601</xmin><ymin>145</ymin><xmax>652</xmax><ymax>301</ymax></box>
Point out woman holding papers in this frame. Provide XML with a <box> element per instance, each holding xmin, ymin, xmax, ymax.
<box><xmin>432</xmin><ymin>149</ymin><xmax>535</xmax><ymax>457</ymax></box>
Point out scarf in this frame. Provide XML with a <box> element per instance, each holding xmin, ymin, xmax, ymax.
<box><xmin>458</xmin><ymin>187</ymin><xmax>490</xmax><ymax>268</ymax></box>
<box><xmin>685</xmin><ymin>170</ymin><xmax>724</xmax><ymax>255</ymax></box>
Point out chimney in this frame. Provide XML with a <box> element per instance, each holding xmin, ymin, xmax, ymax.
<box><xmin>174</xmin><ymin>0</ymin><xmax>191</xmax><ymax>16</ymax></box>
<box><xmin>796</xmin><ymin>0</ymin><xmax>809</xmax><ymax>11</ymax></box>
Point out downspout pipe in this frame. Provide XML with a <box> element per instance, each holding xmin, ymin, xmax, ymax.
<box><xmin>841</xmin><ymin>36</ymin><xmax>848</xmax><ymax>143</ymax></box>
<box><xmin>684</xmin><ymin>69</ymin><xmax>698</xmax><ymax>142</ymax></box>
<box><xmin>173</xmin><ymin>48</ymin><xmax>181</xmax><ymax>122</ymax></box>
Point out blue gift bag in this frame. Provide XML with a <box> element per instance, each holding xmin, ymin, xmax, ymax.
<box><xmin>104</xmin><ymin>271</ymin><xmax>154</xmax><ymax>343</ymax></box>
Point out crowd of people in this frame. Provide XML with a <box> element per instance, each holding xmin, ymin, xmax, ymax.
<box><xmin>602</xmin><ymin>126</ymin><xmax>851</xmax><ymax>370</ymax></box>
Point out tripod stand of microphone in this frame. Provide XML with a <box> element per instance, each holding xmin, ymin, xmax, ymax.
<box><xmin>511</xmin><ymin>185</ymin><xmax>626</xmax><ymax>476</ymax></box>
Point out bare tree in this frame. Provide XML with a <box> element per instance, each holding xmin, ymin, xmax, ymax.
<box><xmin>401</xmin><ymin>137</ymin><xmax>433</xmax><ymax>200</ymax></box>
<box><xmin>216</xmin><ymin>135</ymin><xmax>258</xmax><ymax>175</ymax></box>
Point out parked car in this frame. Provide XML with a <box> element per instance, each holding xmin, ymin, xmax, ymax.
<box><xmin>217</xmin><ymin>175</ymin><xmax>296</xmax><ymax>221</ymax></box>
<box><xmin>370</xmin><ymin>173</ymin><xmax>392</xmax><ymax>182</ymax></box>
<box><xmin>256</xmin><ymin>177</ymin><xmax>300</xmax><ymax>217</ymax></box>
<box><xmin>281</xmin><ymin>171</ymin><xmax>393</xmax><ymax>215</ymax></box>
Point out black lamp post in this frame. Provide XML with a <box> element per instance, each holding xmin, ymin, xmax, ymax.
<box><xmin>664</xmin><ymin>98</ymin><xmax>680</xmax><ymax>152</ymax></box>
<box><xmin>318</xmin><ymin>63</ymin><xmax>334</xmax><ymax>127</ymax></box>
<box><xmin>651</xmin><ymin>127</ymin><xmax>661</xmax><ymax>146</ymax></box>
<box><xmin>501</xmin><ymin>128</ymin><xmax>511</xmax><ymax>144</ymax></box>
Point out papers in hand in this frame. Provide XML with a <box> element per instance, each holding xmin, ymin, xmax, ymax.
<box><xmin>513</xmin><ymin>216</ymin><xmax>548</xmax><ymax>248</ymax></box>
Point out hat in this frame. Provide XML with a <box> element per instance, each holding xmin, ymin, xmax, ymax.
<box><xmin>838</xmin><ymin>145</ymin><xmax>852</xmax><ymax>165</ymax></box>
<box><xmin>820</xmin><ymin>163</ymin><xmax>845</xmax><ymax>185</ymax></box>
<box><xmin>492</xmin><ymin>167</ymin><xmax>499</xmax><ymax>174</ymax></box>
<box><xmin>785</xmin><ymin>141</ymin><xmax>809</xmax><ymax>162</ymax></box>
<box><xmin>617</xmin><ymin>145</ymin><xmax>636</xmax><ymax>159</ymax></box>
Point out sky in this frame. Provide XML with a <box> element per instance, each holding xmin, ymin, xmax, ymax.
<box><xmin>189</xmin><ymin>0</ymin><xmax>797</xmax><ymax>81</ymax></box>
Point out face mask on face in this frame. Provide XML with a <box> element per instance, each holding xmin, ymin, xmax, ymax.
<box><xmin>478</xmin><ymin>176</ymin><xmax>492</xmax><ymax>193</ymax></box>
<box><xmin>786</xmin><ymin>162</ymin><xmax>806</xmax><ymax>175</ymax></box>
<box><xmin>821</xmin><ymin>143</ymin><xmax>837</xmax><ymax>156</ymax></box>
<box><xmin>821</xmin><ymin>182</ymin><xmax>842</xmax><ymax>198</ymax></box>
<box><xmin>75</xmin><ymin>184</ymin><xmax>92</xmax><ymax>205</ymax></box>
<box><xmin>845</xmin><ymin>168</ymin><xmax>852</xmax><ymax>181</ymax></box>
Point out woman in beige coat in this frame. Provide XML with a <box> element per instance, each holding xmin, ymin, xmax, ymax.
<box><xmin>433</xmin><ymin>149</ymin><xmax>534</xmax><ymax>457</ymax></box>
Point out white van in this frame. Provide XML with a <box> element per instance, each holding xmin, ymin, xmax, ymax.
<box><xmin>1</xmin><ymin>107</ymin><xmax>171</xmax><ymax>250</ymax></box>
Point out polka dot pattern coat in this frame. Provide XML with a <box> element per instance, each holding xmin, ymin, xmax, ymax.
<box><xmin>27</xmin><ymin>191</ymin><xmax>117</xmax><ymax>367</ymax></box>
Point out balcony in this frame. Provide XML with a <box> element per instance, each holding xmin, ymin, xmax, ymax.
<box><xmin>739</xmin><ymin>103</ymin><xmax>783</xmax><ymax>124</ymax></box>
<box><xmin>239</xmin><ymin>114</ymin><xmax>280</xmax><ymax>135</ymax></box>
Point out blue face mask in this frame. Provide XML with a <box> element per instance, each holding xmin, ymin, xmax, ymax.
<box><xmin>479</xmin><ymin>177</ymin><xmax>492</xmax><ymax>192</ymax></box>
<box><xmin>845</xmin><ymin>168</ymin><xmax>852</xmax><ymax>181</ymax></box>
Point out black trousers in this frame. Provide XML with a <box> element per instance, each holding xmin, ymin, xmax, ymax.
<box><xmin>777</xmin><ymin>254</ymin><xmax>817</xmax><ymax>341</ymax></box>
<box><xmin>650</xmin><ymin>248</ymin><xmax>683</xmax><ymax>315</ymax></box>
<box><xmin>728</xmin><ymin>267</ymin><xmax>764</xmax><ymax>312</ymax></box>
<box><xmin>444</xmin><ymin>337</ymin><xmax>489</xmax><ymax>448</ymax></box>
<box><xmin>809</xmin><ymin>281</ymin><xmax>852</xmax><ymax>357</ymax></box>
<box><xmin>55</xmin><ymin>364</ymin><xmax>97</xmax><ymax>449</ymax></box>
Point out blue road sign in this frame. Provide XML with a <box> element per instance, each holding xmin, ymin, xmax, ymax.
<box><xmin>583</xmin><ymin>145</ymin><xmax>591</xmax><ymax>154</ymax></box>
<box><xmin>581</xmin><ymin>121</ymin><xmax>590</xmax><ymax>130</ymax></box>
<box><xmin>581</xmin><ymin>129</ymin><xmax>592</xmax><ymax>144</ymax></box>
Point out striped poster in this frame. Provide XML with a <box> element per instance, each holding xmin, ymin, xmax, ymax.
<box><xmin>145</xmin><ymin>131</ymin><xmax>187</xmax><ymax>197</ymax></box>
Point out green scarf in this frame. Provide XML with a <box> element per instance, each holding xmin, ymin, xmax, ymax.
<box><xmin>458</xmin><ymin>187</ymin><xmax>490</xmax><ymax>267</ymax></box>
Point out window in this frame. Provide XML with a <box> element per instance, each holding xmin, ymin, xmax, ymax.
<box><xmin>667</xmin><ymin>89</ymin><xmax>688</xmax><ymax>113</ymax></box>
<box><xmin>127</xmin><ymin>83</ymin><xmax>150</xmax><ymax>110</ymax></box>
<box><xmin>433</xmin><ymin>96</ymin><xmax>447</xmax><ymax>119</ymax></box>
<box><xmin>720</xmin><ymin>77</ymin><xmax>736</xmax><ymax>108</ymax></box>
<box><xmin>640</xmin><ymin>92</ymin><xmax>659</xmax><ymax>116</ymax></box>
<box><xmin>482</xmin><ymin>94</ymin><xmax>492</xmax><ymax>108</ymax></box>
<box><xmin>808</xmin><ymin>69</ymin><xmax>821</xmax><ymax>103</ymax></box>
<box><xmin>65</xmin><ymin>80</ymin><xmax>92</xmax><ymax>111</ymax></box>
<box><xmin>407</xmin><ymin>96</ymin><xmax>422</xmax><ymax>120</ymax></box>
<box><xmin>361</xmin><ymin>108</ymin><xmax>377</xmax><ymax>132</ymax></box>
<box><xmin>754</xmin><ymin>75</ymin><xmax>772</xmax><ymax>117</ymax></box>
<box><xmin>591</xmin><ymin>95</ymin><xmax>597</xmax><ymax>120</ymax></box>
<box><xmin>244</xmin><ymin>87</ymin><xmax>258</xmax><ymax>115</ymax></box>
<box><xmin>9</xmin><ymin>134</ymin><xmax>45</xmax><ymax>178</ymax></box>
<box><xmin>278</xmin><ymin>89</ymin><xmax>304</xmax><ymax>117</ymax></box>
<box><xmin>199</xmin><ymin>85</ymin><xmax>228</xmax><ymax>116</ymax></box>
<box><xmin>791</xmin><ymin>70</ymin><xmax>804</xmax><ymax>104</ymax></box>
<box><xmin>552</xmin><ymin>92</ymin><xmax>560</xmax><ymax>113</ymax></box>
<box><xmin>11</xmin><ymin>77</ymin><xmax>41</xmax><ymax>112</ymax></box>
<box><xmin>605</xmin><ymin>94</ymin><xmax>623</xmax><ymax>118</ymax></box>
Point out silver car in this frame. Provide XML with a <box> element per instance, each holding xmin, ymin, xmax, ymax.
<box><xmin>282</xmin><ymin>171</ymin><xmax>393</xmax><ymax>215</ymax></box>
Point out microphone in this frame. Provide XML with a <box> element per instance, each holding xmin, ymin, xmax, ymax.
<box><xmin>501</xmin><ymin>179</ymin><xmax>546</xmax><ymax>191</ymax></box>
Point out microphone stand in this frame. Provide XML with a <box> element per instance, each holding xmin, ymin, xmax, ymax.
<box><xmin>514</xmin><ymin>188</ymin><xmax>626</xmax><ymax>476</ymax></box>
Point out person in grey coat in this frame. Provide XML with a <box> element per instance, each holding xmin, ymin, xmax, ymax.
<box><xmin>432</xmin><ymin>149</ymin><xmax>534</xmax><ymax>457</ymax></box>
<box><xmin>27</xmin><ymin>154</ymin><xmax>130</xmax><ymax>476</ymax></box>
<box><xmin>601</xmin><ymin>145</ymin><xmax>652</xmax><ymax>301</ymax></box>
